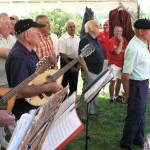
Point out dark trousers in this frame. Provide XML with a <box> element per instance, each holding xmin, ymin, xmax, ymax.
<box><xmin>60</xmin><ymin>58</ymin><xmax>79</xmax><ymax>96</ymax></box>
<box><xmin>120</xmin><ymin>80</ymin><xmax>148</xmax><ymax>150</ymax></box>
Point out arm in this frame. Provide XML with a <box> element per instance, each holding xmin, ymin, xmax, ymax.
<box><xmin>60</xmin><ymin>53</ymin><xmax>70</xmax><ymax>64</ymax></box>
<box><xmin>78</xmin><ymin>37</ymin><xmax>89</xmax><ymax>74</ymax></box>
<box><xmin>113</xmin><ymin>36</ymin><xmax>124</xmax><ymax>55</ymax></box>
<box><xmin>0</xmin><ymin>48</ymin><xmax>11</xmax><ymax>58</ymax></box>
<box><xmin>122</xmin><ymin>73</ymin><xmax>129</xmax><ymax>103</ymax></box>
<box><xmin>16</xmin><ymin>82</ymin><xmax>63</xmax><ymax>99</ymax></box>
<box><xmin>79</xmin><ymin>58</ymin><xmax>89</xmax><ymax>74</ymax></box>
<box><xmin>0</xmin><ymin>110</ymin><xmax>15</xmax><ymax>127</ymax></box>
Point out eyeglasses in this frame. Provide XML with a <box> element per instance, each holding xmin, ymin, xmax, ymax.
<box><xmin>28</xmin><ymin>30</ymin><xmax>42</xmax><ymax>36</ymax></box>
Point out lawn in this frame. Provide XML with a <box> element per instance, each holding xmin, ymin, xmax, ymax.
<box><xmin>63</xmin><ymin>72</ymin><xmax>150</xmax><ymax>150</ymax></box>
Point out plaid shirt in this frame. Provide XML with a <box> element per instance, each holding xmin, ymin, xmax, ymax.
<box><xmin>35</xmin><ymin>34</ymin><xmax>57</xmax><ymax>64</ymax></box>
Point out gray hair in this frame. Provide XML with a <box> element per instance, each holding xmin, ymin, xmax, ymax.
<box><xmin>35</xmin><ymin>15</ymin><xmax>48</xmax><ymax>22</ymax></box>
<box><xmin>0</xmin><ymin>12</ymin><xmax>9</xmax><ymax>26</ymax></box>
<box><xmin>84</xmin><ymin>20</ymin><xmax>98</xmax><ymax>33</ymax></box>
<box><xmin>16</xmin><ymin>32</ymin><xmax>24</xmax><ymax>39</ymax></box>
<box><xmin>66</xmin><ymin>20</ymin><xmax>75</xmax><ymax>28</ymax></box>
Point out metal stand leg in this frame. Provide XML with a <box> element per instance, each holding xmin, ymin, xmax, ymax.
<box><xmin>85</xmin><ymin>102</ymin><xmax>89</xmax><ymax>150</ymax></box>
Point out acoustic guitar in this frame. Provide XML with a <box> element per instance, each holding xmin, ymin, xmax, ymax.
<box><xmin>0</xmin><ymin>56</ymin><xmax>53</xmax><ymax>113</ymax></box>
<box><xmin>26</xmin><ymin>43</ymin><xmax>95</xmax><ymax>106</ymax></box>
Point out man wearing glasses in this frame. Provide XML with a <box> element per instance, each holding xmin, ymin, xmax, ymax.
<box><xmin>58</xmin><ymin>21</ymin><xmax>80</xmax><ymax>98</ymax></box>
<box><xmin>5</xmin><ymin>19</ymin><xmax>63</xmax><ymax>121</ymax></box>
<box><xmin>35</xmin><ymin>15</ymin><xmax>58</xmax><ymax>68</ymax></box>
<box><xmin>0</xmin><ymin>12</ymin><xmax>16</xmax><ymax>149</ymax></box>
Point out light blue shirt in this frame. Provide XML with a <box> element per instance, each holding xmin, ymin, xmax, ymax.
<box><xmin>123</xmin><ymin>35</ymin><xmax>150</xmax><ymax>80</ymax></box>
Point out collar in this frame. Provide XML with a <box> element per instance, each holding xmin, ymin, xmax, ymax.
<box><xmin>65</xmin><ymin>32</ymin><xmax>78</xmax><ymax>39</ymax></box>
<box><xmin>87</xmin><ymin>33</ymin><xmax>97</xmax><ymax>40</ymax></box>
<box><xmin>16</xmin><ymin>41</ymin><xmax>35</xmax><ymax>55</ymax></box>
<box><xmin>0</xmin><ymin>34</ymin><xmax>10</xmax><ymax>40</ymax></box>
<box><xmin>134</xmin><ymin>35</ymin><xmax>148</xmax><ymax>49</ymax></box>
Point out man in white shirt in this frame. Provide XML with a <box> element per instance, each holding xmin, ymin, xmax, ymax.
<box><xmin>0</xmin><ymin>12</ymin><xmax>16</xmax><ymax>149</ymax></box>
<box><xmin>58</xmin><ymin>21</ymin><xmax>80</xmax><ymax>97</ymax></box>
<box><xmin>120</xmin><ymin>18</ymin><xmax>150</xmax><ymax>150</ymax></box>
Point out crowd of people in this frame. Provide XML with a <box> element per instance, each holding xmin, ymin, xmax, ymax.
<box><xmin>0</xmin><ymin>11</ymin><xmax>150</xmax><ymax>150</ymax></box>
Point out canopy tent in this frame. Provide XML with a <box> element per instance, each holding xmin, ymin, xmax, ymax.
<box><xmin>0</xmin><ymin>0</ymin><xmax>139</xmax><ymax>18</ymax></box>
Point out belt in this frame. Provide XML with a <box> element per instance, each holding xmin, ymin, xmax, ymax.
<box><xmin>130</xmin><ymin>79</ymin><xmax>148</xmax><ymax>82</ymax></box>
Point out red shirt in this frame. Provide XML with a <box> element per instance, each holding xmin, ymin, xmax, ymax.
<box><xmin>97</xmin><ymin>31</ymin><xmax>109</xmax><ymax>60</ymax></box>
<box><xmin>148</xmin><ymin>40</ymin><xmax>150</xmax><ymax>52</ymax></box>
<box><xmin>108</xmin><ymin>37</ymin><xmax>128</xmax><ymax>67</ymax></box>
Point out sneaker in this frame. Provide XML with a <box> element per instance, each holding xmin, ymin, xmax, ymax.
<box><xmin>89</xmin><ymin>112</ymin><xmax>101</xmax><ymax>117</ymax></box>
<box><xmin>109</xmin><ymin>98</ymin><xmax>113</xmax><ymax>103</ymax></box>
<box><xmin>114</xmin><ymin>96</ymin><xmax>122</xmax><ymax>103</ymax></box>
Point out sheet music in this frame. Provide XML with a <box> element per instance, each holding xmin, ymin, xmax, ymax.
<box><xmin>42</xmin><ymin>93</ymin><xmax>84</xmax><ymax>150</ymax></box>
<box><xmin>53</xmin><ymin>92</ymin><xmax>76</xmax><ymax>122</ymax></box>
<box><xmin>84</xmin><ymin>71</ymin><xmax>114</xmax><ymax>103</ymax></box>
<box><xmin>7</xmin><ymin>110</ymin><xmax>36</xmax><ymax>150</ymax></box>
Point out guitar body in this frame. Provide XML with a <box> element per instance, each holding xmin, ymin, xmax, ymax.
<box><xmin>25</xmin><ymin>43</ymin><xmax>95</xmax><ymax>106</ymax></box>
<box><xmin>26</xmin><ymin>70</ymin><xmax>63</xmax><ymax>106</ymax></box>
<box><xmin>0</xmin><ymin>88</ymin><xmax>16</xmax><ymax>113</ymax></box>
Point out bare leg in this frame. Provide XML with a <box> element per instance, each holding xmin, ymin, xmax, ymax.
<box><xmin>109</xmin><ymin>80</ymin><xmax>116</xmax><ymax>99</ymax></box>
<box><xmin>115</xmin><ymin>79</ymin><xmax>122</xmax><ymax>97</ymax></box>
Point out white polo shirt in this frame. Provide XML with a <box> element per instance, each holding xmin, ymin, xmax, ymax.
<box><xmin>0</xmin><ymin>34</ymin><xmax>16</xmax><ymax>86</ymax></box>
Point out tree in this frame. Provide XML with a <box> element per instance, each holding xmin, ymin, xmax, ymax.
<box><xmin>21</xmin><ymin>9</ymin><xmax>82</xmax><ymax>37</ymax></box>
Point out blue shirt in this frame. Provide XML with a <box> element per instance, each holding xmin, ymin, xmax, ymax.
<box><xmin>79</xmin><ymin>33</ymin><xmax>104</xmax><ymax>75</ymax></box>
<box><xmin>5</xmin><ymin>41</ymin><xmax>39</xmax><ymax>120</ymax></box>
<box><xmin>123</xmin><ymin>36</ymin><xmax>150</xmax><ymax>80</ymax></box>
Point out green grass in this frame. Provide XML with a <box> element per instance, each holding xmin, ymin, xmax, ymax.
<box><xmin>64</xmin><ymin>95</ymin><xmax>150</xmax><ymax>150</ymax></box>
<box><xmin>63</xmin><ymin>73</ymin><xmax>150</xmax><ymax>150</ymax></box>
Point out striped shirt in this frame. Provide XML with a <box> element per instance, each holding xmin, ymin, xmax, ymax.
<box><xmin>35</xmin><ymin>34</ymin><xmax>57</xmax><ymax>64</ymax></box>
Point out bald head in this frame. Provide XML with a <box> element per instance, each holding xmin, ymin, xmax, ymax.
<box><xmin>66</xmin><ymin>21</ymin><xmax>76</xmax><ymax>37</ymax></box>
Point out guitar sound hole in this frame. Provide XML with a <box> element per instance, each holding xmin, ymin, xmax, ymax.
<box><xmin>39</xmin><ymin>94</ymin><xmax>44</xmax><ymax>99</ymax></box>
<box><xmin>45</xmin><ymin>92</ymin><xmax>52</xmax><ymax>96</ymax></box>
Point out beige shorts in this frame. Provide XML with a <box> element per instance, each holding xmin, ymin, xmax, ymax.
<box><xmin>108</xmin><ymin>64</ymin><xmax>122</xmax><ymax>80</ymax></box>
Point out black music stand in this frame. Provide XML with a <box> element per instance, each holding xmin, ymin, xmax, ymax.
<box><xmin>83</xmin><ymin>69</ymin><xmax>114</xmax><ymax>150</ymax></box>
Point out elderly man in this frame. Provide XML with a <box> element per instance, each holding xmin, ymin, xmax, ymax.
<box><xmin>58</xmin><ymin>21</ymin><xmax>80</xmax><ymax>97</ymax></box>
<box><xmin>5</xmin><ymin>19</ymin><xmax>63</xmax><ymax>121</ymax></box>
<box><xmin>79</xmin><ymin>20</ymin><xmax>104</xmax><ymax>122</ymax></box>
<box><xmin>0</xmin><ymin>12</ymin><xmax>16</xmax><ymax>149</ymax></box>
<box><xmin>120</xmin><ymin>19</ymin><xmax>150</xmax><ymax>150</ymax></box>
<box><xmin>34</xmin><ymin>15</ymin><xmax>58</xmax><ymax>67</ymax></box>
<box><xmin>97</xmin><ymin>20</ymin><xmax>109</xmax><ymax>62</ymax></box>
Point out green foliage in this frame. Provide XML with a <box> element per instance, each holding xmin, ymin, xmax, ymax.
<box><xmin>21</xmin><ymin>9</ymin><xmax>82</xmax><ymax>37</ymax></box>
<box><xmin>21</xmin><ymin>8</ymin><xmax>150</xmax><ymax>38</ymax></box>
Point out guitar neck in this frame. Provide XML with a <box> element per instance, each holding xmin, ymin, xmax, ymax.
<box><xmin>47</xmin><ymin>57</ymin><xmax>80</xmax><ymax>83</ymax></box>
<box><xmin>1</xmin><ymin>72</ymin><xmax>38</xmax><ymax>104</ymax></box>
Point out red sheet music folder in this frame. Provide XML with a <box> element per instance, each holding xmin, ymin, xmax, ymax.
<box><xmin>56</xmin><ymin>113</ymin><xmax>84</xmax><ymax>150</ymax></box>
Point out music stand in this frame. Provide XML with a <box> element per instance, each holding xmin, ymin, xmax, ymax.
<box><xmin>83</xmin><ymin>69</ymin><xmax>114</xmax><ymax>150</ymax></box>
